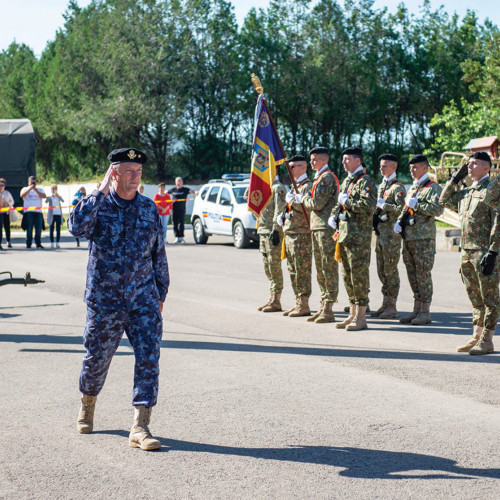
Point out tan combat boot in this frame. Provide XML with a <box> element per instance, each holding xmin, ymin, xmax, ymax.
<box><xmin>379</xmin><ymin>296</ymin><xmax>398</xmax><ymax>319</ymax></box>
<box><xmin>307</xmin><ymin>302</ymin><xmax>324</xmax><ymax>322</ymax></box>
<box><xmin>258</xmin><ymin>293</ymin><xmax>273</xmax><ymax>311</ymax></box>
<box><xmin>283</xmin><ymin>297</ymin><xmax>299</xmax><ymax>316</ymax></box>
<box><xmin>457</xmin><ymin>326</ymin><xmax>483</xmax><ymax>353</ymax></box>
<box><xmin>400</xmin><ymin>300</ymin><xmax>421</xmax><ymax>324</ymax></box>
<box><xmin>129</xmin><ymin>405</ymin><xmax>161</xmax><ymax>450</ymax></box>
<box><xmin>314</xmin><ymin>301</ymin><xmax>335</xmax><ymax>323</ymax></box>
<box><xmin>346</xmin><ymin>305</ymin><xmax>368</xmax><ymax>331</ymax></box>
<box><xmin>262</xmin><ymin>292</ymin><xmax>282</xmax><ymax>312</ymax></box>
<box><xmin>77</xmin><ymin>394</ymin><xmax>97</xmax><ymax>434</ymax></box>
<box><xmin>336</xmin><ymin>304</ymin><xmax>355</xmax><ymax>329</ymax></box>
<box><xmin>371</xmin><ymin>296</ymin><xmax>389</xmax><ymax>317</ymax></box>
<box><xmin>469</xmin><ymin>328</ymin><xmax>495</xmax><ymax>355</ymax></box>
<box><xmin>289</xmin><ymin>297</ymin><xmax>311</xmax><ymax>317</ymax></box>
<box><xmin>411</xmin><ymin>302</ymin><xmax>431</xmax><ymax>325</ymax></box>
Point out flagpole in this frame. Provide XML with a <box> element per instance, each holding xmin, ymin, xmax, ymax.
<box><xmin>251</xmin><ymin>74</ymin><xmax>309</xmax><ymax>226</ymax></box>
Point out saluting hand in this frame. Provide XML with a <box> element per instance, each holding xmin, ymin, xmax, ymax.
<box><xmin>100</xmin><ymin>165</ymin><xmax>114</xmax><ymax>195</ymax></box>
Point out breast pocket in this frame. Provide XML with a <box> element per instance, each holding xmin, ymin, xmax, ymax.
<box><xmin>135</xmin><ymin>215</ymin><xmax>156</xmax><ymax>251</ymax></box>
<box><xmin>468</xmin><ymin>192</ymin><xmax>487</xmax><ymax>217</ymax></box>
<box><xmin>95</xmin><ymin>213</ymin><xmax>122</xmax><ymax>248</ymax></box>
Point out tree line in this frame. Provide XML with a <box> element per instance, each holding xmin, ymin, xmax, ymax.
<box><xmin>0</xmin><ymin>0</ymin><xmax>498</xmax><ymax>182</ymax></box>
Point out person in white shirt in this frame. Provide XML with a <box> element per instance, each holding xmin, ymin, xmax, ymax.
<box><xmin>46</xmin><ymin>184</ymin><xmax>65</xmax><ymax>248</ymax></box>
<box><xmin>21</xmin><ymin>175</ymin><xmax>46</xmax><ymax>248</ymax></box>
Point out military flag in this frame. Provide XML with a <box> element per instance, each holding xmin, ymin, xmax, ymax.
<box><xmin>247</xmin><ymin>94</ymin><xmax>287</xmax><ymax>217</ymax></box>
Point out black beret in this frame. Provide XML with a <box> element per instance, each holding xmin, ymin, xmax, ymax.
<box><xmin>343</xmin><ymin>147</ymin><xmax>363</xmax><ymax>157</ymax></box>
<box><xmin>470</xmin><ymin>151</ymin><xmax>492</xmax><ymax>165</ymax></box>
<box><xmin>309</xmin><ymin>147</ymin><xmax>330</xmax><ymax>156</ymax></box>
<box><xmin>108</xmin><ymin>148</ymin><xmax>147</xmax><ymax>165</ymax></box>
<box><xmin>409</xmin><ymin>154</ymin><xmax>428</xmax><ymax>165</ymax></box>
<box><xmin>289</xmin><ymin>155</ymin><xmax>307</xmax><ymax>163</ymax></box>
<box><xmin>378</xmin><ymin>153</ymin><xmax>398</xmax><ymax>163</ymax></box>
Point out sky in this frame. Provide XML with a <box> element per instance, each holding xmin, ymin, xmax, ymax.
<box><xmin>1</xmin><ymin>0</ymin><xmax>499</xmax><ymax>56</ymax></box>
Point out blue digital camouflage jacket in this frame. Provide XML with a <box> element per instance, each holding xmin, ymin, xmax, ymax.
<box><xmin>68</xmin><ymin>188</ymin><xmax>170</xmax><ymax>310</ymax></box>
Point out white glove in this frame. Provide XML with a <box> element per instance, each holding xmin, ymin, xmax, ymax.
<box><xmin>295</xmin><ymin>193</ymin><xmax>303</xmax><ymax>203</ymax></box>
<box><xmin>328</xmin><ymin>216</ymin><xmax>337</xmax><ymax>229</ymax></box>
<box><xmin>376</xmin><ymin>198</ymin><xmax>386</xmax><ymax>209</ymax></box>
<box><xmin>285</xmin><ymin>192</ymin><xmax>295</xmax><ymax>204</ymax></box>
<box><xmin>339</xmin><ymin>193</ymin><xmax>349</xmax><ymax>205</ymax></box>
<box><xmin>277</xmin><ymin>215</ymin><xmax>285</xmax><ymax>226</ymax></box>
<box><xmin>407</xmin><ymin>197</ymin><xmax>418</xmax><ymax>209</ymax></box>
<box><xmin>393</xmin><ymin>221</ymin><xmax>402</xmax><ymax>234</ymax></box>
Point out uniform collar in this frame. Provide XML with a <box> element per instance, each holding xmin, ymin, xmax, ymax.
<box><xmin>295</xmin><ymin>173</ymin><xmax>308</xmax><ymax>183</ymax></box>
<box><xmin>110</xmin><ymin>187</ymin><xmax>137</xmax><ymax>207</ymax></box>
<box><xmin>472</xmin><ymin>174</ymin><xmax>489</xmax><ymax>188</ymax></box>
<box><xmin>413</xmin><ymin>172</ymin><xmax>429</xmax><ymax>186</ymax></box>
<box><xmin>382</xmin><ymin>173</ymin><xmax>396</xmax><ymax>184</ymax></box>
<box><xmin>348</xmin><ymin>165</ymin><xmax>364</xmax><ymax>178</ymax></box>
<box><xmin>314</xmin><ymin>164</ymin><xmax>329</xmax><ymax>179</ymax></box>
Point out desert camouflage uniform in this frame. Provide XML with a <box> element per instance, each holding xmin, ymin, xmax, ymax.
<box><xmin>374</xmin><ymin>177</ymin><xmax>406</xmax><ymax>299</ymax></box>
<box><xmin>68</xmin><ymin>188</ymin><xmax>169</xmax><ymax>407</ymax></box>
<box><xmin>397</xmin><ymin>176</ymin><xmax>443</xmax><ymax>304</ymax></box>
<box><xmin>293</xmin><ymin>168</ymin><xmax>339</xmax><ymax>302</ymax></box>
<box><xmin>333</xmin><ymin>169</ymin><xmax>377</xmax><ymax>305</ymax></box>
<box><xmin>258</xmin><ymin>179</ymin><xmax>287</xmax><ymax>293</ymax></box>
<box><xmin>284</xmin><ymin>177</ymin><xmax>313</xmax><ymax>297</ymax></box>
<box><xmin>440</xmin><ymin>177</ymin><xmax>500</xmax><ymax>330</ymax></box>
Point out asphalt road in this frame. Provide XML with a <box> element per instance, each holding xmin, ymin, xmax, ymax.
<box><xmin>1</xmin><ymin>230</ymin><xmax>499</xmax><ymax>499</ymax></box>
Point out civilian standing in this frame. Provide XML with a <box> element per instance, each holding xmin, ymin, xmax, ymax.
<box><xmin>153</xmin><ymin>182</ymin><xmax>171</xmax><ymax>244</ymax></box>
<box><xmin>0</xmin><ymin>178</ymin><xmax>15</xmax><ymax>249</ymax></box>
<box><xmin>46</xmin><ymin>184</ymin><xmax>65</xmax><ymax>248</ymax></box>
<box><xmin>168</xmin><ymin>177</ymin><xmax>196</xmax><ymax>243</ymax></box>
<box><xmin>21</xmin><ymin>176</ymin><xmax>46</xmax><ymax>249</ymax></box>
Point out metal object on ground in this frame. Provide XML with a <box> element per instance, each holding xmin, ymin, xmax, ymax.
<box><xmin>0</xmin><ymin>272</ymin><xmax>45</xmax><ymax>287</ymax></box>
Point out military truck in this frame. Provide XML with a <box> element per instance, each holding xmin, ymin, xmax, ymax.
<box><xmin>0</xmin><ymin>119</ymin><xmax>36</xmax><ymax>205</ymax></box>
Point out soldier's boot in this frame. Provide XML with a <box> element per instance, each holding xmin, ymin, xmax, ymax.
<box><xmin>307</xmin><ymin>301</ymin><xmax>324</xmax><ymax>322</ymax></box>
<box><xmin>345</xmin><ymin>306</ymin><xmax>368</xmax><ymax>332</ymax></box>
<box><xmin>314</xmin><ymin>301</ymin><xmax>335</xmax><ymax>323</ymax></box>
<box><xmin>336</xmin><ymin>304</ymin><xmax>356</xmax><ymax>329</ymax></box>
<box><xmin>371</xmin><ymin>296</ymin><xmax>389</xmax><ymax>317</ymax></box>
<box><xmin>411</xmin><ymin>302</ymin><xmax>432</xmax><ymax>325</ymax></box>
<box><xmin>400</xmin><ymin>300</ymin><xmax>421</xmax><ymax>324</ymax></box>
<box><xmin>262</xmin><ymin>292</ymin><xmax>282</xmax><ymax>312</ymax></box>
<box><xmin>289</xmin><ymin>297</ymin><xmax>311</xmax><ymax>317</ymax></box>
<box><xmin>343</xmin><ymin>305</ymin><xmax>350</xmax><ymax>313</ymax></box>
<box><xmin>457</xmin><ymin>326</ymin><xmax>483</xmax><ymax>353</ymax></box>
<box><xmin>469</xmin><ymin>328</ymin><xmax>495</xmax><ymax>355</ymax></box>
<box><xmin>346</xmin><ymin>305</ymin><xmax>368</xmax><ymax>331</ymax></box>
<box><xmin>283</xmin><ymin>297</ymin><xmax>300</xmax><ymax>316</ymax></box>
<box><xmin>129</xmin><ymin>405</ymin><xmax>161</xmax><ymax>451</ymax></box>
<box><xmin>379</xmin><ymin>296</ymin><xmax>398</xmax><ymax>319</ymax></box>
<box><xmin>77</xmin><ymin>394</ymin><xmax>97</xmax><ymax>434</ymax></box>
<box><xmin>258</xmin><ymin>293</ymin><xmax>273</xmax><ymax>311</ymax></box>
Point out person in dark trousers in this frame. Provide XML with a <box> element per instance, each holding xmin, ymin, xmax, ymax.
<box><xmin>168</xmin><ymin>177</ymin><xmax>196</xmax><ymax>243</ymax></box>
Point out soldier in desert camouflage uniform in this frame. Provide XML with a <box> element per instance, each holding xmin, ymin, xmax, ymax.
<box><xmin>371</xmin><ymin>154</ymin><xmax>406</xmax><ymax>319</ymax></box>
<box><xmin>257</xmin><ymin>175</ymin><xmax>287</xmax><ymax>312</ymax></box>
<box><xmin>69</xmin><ymin>148</ymin><xmax>169</xmax><ymax>451</ymax></box>
<box><xmin>328</xmin><ymin>147</ymin><xmax>377</xmax><ymax>331</ymax></box>
<box><xmin>278</xmin><ymin>155</ymin><xmax>313</xmax><ymax>317</ymax></box>
<box><xmin>288</xmin><ymin>147</ymin><xmax>339</xmax><ymax>323</ymax></box>
<box><xmin>440</xmin><ymin>151</ymin><xmax>500</xmax><ymax>355</ymax></box>
<box><xmin>394</xmin><ymin>154</ymin><xmax>443</xmax><ymax>325</ymax></box>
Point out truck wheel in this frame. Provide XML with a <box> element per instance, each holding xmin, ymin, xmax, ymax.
<box><xmin>233</xmin><ymin>221</ymin><xmax>250</xmax><ymax>248</ymax></box>
<box><xmin>193</xmin><ymin>218</ymin><xmax>209</xmax><ymax>244</ymax></box>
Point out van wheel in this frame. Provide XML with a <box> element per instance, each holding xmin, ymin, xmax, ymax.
<box><xmin>193</xmin><ymin>218</ymin><xmax>209</xmax><ymax>244</ymax></box>
<box><xmin>233</xmin><ymin>221</ymin><xmax>250</xmax><ymax>248</ymax></box>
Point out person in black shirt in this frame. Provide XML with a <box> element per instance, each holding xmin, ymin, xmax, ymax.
<box><xmin>168</xmin><ymin>177</ymin><xmax>197</xmax><ymax>243</ymax></box>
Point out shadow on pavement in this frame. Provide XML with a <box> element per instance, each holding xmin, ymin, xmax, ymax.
<box><xmin>0</xmin><ymin>303</ymin><xmax>68</xmax><ymax>310</ymax></box>
<box><xmin>1</xmin><ymin>333</ymin><xmax>498</xmax><ymax>363</ymax></box>
<box><xmin>87</xmin><ymin>433</ymin><xmax>500</xmax><ymax>479</ymax></box>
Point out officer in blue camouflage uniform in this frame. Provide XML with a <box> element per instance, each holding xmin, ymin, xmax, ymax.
<box><xmin>69</xmin><ymin>148</ymin><xmax>170</xmax><ymax>451</ymax></box>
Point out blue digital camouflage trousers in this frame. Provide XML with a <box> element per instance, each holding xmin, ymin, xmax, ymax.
<box><xmin>80</xmin><ymin>303</ymin><xmax>163</xmax><ymax>407</ymax></box>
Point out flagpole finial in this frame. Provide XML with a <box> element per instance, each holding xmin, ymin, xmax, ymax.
<box><xmin>251</xmin><ymin>73</ymin><xmax>264</xmax><ymax>95</ymax></box>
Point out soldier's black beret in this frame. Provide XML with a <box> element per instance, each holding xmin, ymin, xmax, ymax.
<box><xmin>378</xmin><ymin>153</ymin><xmax>398</xmax><ymax>163</ymax></box>
<box><xmin>409</xmin><ymin>154</ymin><xmax>428</xmax><ymax>165</ymax></box>
<box><xmin>470</xmin><ymin>151</ymin><xmax>492</xmax><ymax>165</ymax></box>
<box><xmin>108</xmin><ymin>148</ymin><xmax>147</xmax><ymax>165</ymax></box>
<box><xmin>309</xmin><ymin>147</ymin><xmax>330</xmax><ymax>156</ymax></box>
<box><xmin>289</xmin><ymin>155</ymin><xmax>307</xmax><ymax>162</ymax></box>
<box><xmin>343</xmin><ymin>147</ymin><xmax>363</xmax><ymax>157</ymax></box>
